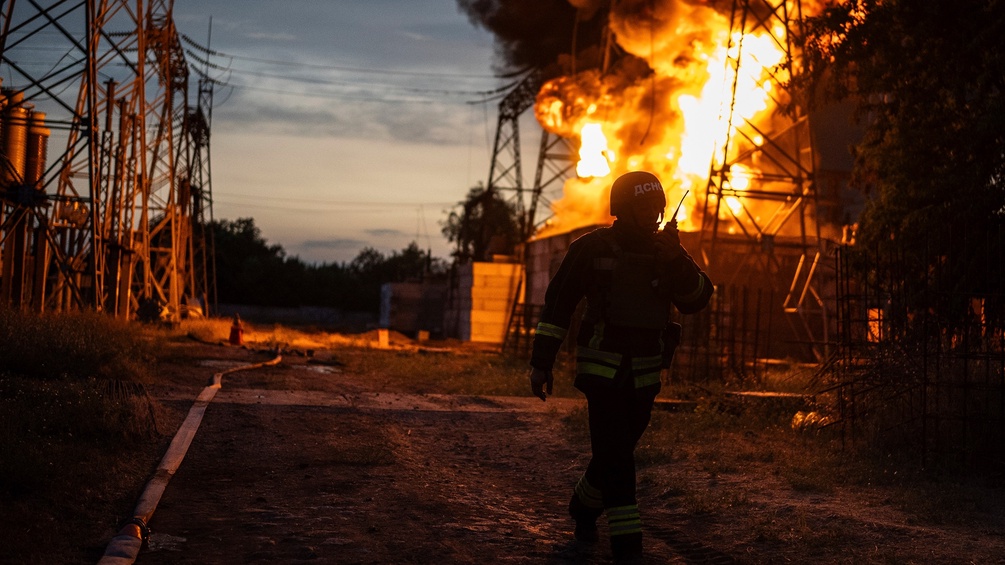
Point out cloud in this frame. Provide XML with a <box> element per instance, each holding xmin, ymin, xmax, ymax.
<box><xmin>301</xmin><ymin>238</ymin><xmax>366</xmax><ymax>250</ymax></box>
<box><xmin>364</xmin><ymin>228</ymin><xmax>406</xmax><ymax>238</ymax></box>
<box><xmin>246</xmin><ymin>31</ymin><xmax>297</xmax><ymax>42</ymax></box>
<box><xmin>214</xmin><ymin>90</ymin><xmax>478</xmax><ymax>146</ymax></box>
<box><xmin>171</xmin><ymin>1</ymin><xmax>494</xmax><ymax>265</ymax></box>
<box><xmin>401</xmin><ymin>31</ymin><xmax>429</xmax><ymax>42</ymax></box>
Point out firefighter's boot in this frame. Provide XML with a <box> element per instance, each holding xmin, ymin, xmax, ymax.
<box><xmin>608</xmin><ymin>504</ymin><xmax>644</xmax><ymax>563</ymax></box>
<box><xmin>611</xmin><ymin>533</ymin><xmax>644</xmax><ymax>564</ymax></box>
<box><xmin>568</xmin><ymin>493</ymin><xmax>601</xmax><ymax>543</ymax></box>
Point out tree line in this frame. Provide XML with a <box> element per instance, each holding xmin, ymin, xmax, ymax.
<box><xmin>211</xmin><ymin>185</ymin><xmax>519</xmax><ymax>313</ymax></box>
<box><xmin>211</xmin><ymin>218</ymin><xmax>446</xmax><ymax>312</ymax></box>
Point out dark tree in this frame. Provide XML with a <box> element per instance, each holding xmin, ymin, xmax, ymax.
<box><xmin>441</xmin><ymin>184</ymin><xmax>522</xmax><ymax>262</ymax></box>
<box><xmin>211</xmin><ymin>217</ymin><xmax>444</xmax><ymax>313</ymax></box>
<box><xmin>802</xmin><ymin>0</ymin><xmax>1005</xmax><ymax>323</ymax></box>
<box><xmin>212</xmin><ymin>218</ymin><xmax>298</xmax><ymax>306</ymax></box>
<box><xmin>346</xmin><ymin>243</ymin><xmax>446</xmax><ymax>312</ymax></box>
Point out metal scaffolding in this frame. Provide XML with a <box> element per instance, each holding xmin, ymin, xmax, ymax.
<box><xmin>0</xmin><ymin>0</ymin><xmax>214</xmax><ymax>322</ymax></box>
<box><xmin>699</xmin><ymin>0</ymin><xmax>830</xmax><ymax>361</ymax></box>
<box><xmin>485</xmin><ymin>70</ymin><xmax>576</xmax><ymax>244</ymax></box>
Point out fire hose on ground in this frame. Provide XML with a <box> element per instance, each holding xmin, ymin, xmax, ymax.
<box><xmin>98</xmin><ymin>352</ymin><xmax>283</xmax><ymax>565</ymax></box>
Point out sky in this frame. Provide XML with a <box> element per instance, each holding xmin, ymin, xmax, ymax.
<box><xmin>171</xmin><ymin>1</ymin><xmax>509</xmax><ymax>265</ymax></box>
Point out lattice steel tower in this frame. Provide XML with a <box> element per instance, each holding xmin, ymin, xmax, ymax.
<box><xmin>0</xmin><ymin>0</ymin><xmax>214</xmax><ymax>321</ymax></box>
<box><xmin>700</xmin><ymin>0</ymin><xmax>829</xmax><ymax>360</ymax></box>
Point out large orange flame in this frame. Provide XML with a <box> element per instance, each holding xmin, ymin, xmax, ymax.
<box><xmin>532</xmin><ymin>1</ymin><xmax>802</xmax><ymax>240</ymax></box>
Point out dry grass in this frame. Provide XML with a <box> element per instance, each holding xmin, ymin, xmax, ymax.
<box><xmin>170</xmin><ymin>316</ymin><xmax>567</xmax><ymax>399</ymax></box>
<box><xmin>0</xmin><ymin>308</ymin><xmax>158</xmax><ymax>382</ymax></box>
<box><xmin>0</xmin><ymin>308</ymin><xmax>176</xmax><ymax>563</ymax></box>
<box><xmin>179</xmin><ymin>317</ymin><xmax>409</xmax><ymax>351</ymax></box>
<box><xmin>635</xmin><ymin>382</ymin><xmax>1005</xmax><ymax>557</ymax></box>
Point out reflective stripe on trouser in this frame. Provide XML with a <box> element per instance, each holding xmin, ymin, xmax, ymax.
<box><xmin>536</xmin><ymin>322</ymin><xmax>567</xmax><ymax>340</ymax></box>
<box><xmin>574</xmin><ymin>474</ymin><xmax>604</xmax><ymax>510</ymax></box>
<box><xmin>576</xmin><ymin>346</ymin><xmax>622</xmax><ymax>380</ymax></box>
<box><xmin>631</xmin><ymin>354</ymin><xmax>663</xmax><ymax>388</ymax></box>
<box><xmin>580</xmin><ymin>364</ymin><xmax>659</xmax><ymax>542</ymax></box>
<box><xmin>607</xmin><ymin>504</ymin><xmax>642</xmax><ymax>536</ymax></box>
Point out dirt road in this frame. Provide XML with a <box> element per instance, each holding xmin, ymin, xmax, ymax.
<box><xmin>140</xmin><ymin>358</ymin><xmax>696</xmax><ymax>563</ymax></box>
<box><xmin>132</xmin><ymin>342</ymin><xmax>1005</xmax><ymax>564</ymax></box>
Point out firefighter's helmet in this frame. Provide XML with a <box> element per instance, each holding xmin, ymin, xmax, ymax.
<box><xmin>609</xmin><ymin>171</ymin><xmax>667</xmax><ymax>216</ymax></box>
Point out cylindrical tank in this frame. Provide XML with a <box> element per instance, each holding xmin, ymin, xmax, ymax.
<box><xmin>25</xmin><ymin>111</ymin><xmax>50</xmax><ymax>187</ymax></box>
<box><xmin>2</xmin><ymin>93</ymin><xmax>29</xmax><ymax>186</ymax></box>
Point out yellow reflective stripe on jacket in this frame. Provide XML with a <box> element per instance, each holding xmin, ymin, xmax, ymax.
<box><xmin>632</xmin><ymin>354</ymin><xmax>663</xmax><ymax>388</ymax></box>
<box><xmin>535</xmin><ymin>322</ymin><xmax>567</xmax><ymax>340</ymax></box>
<box><xmin>674</xmin><ymin>271</ymin><xmax>707</xmax><ymax>303</ymax></box>
<box><xmin>607</xmin><ymin>504</ymin><xmax>642</xmax><ymax>536</ymax></box>
<box><xmin>576</xmin><ymin>346</ymin><xmax>622</xmax><ymax>380</ymax></box>
<box><xmin>631</xmin><ymin>355</ymin><xmax>663</xmax><ymax>371</ymax></box>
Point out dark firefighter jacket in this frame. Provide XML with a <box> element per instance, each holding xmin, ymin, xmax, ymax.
<box><xmin>531</xmin><ymin>219</ymin><xmax>714</xmax><ymax>389</ymax></box>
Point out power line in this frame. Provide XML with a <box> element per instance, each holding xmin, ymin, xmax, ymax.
<box><xmin>181</xmin><ymin>33</ymin><xmax>500</xmax><ymax>80</ymax></box>
<box><xmin>223</xmin><ymin>65</ymin><xmax>512</xmax><ymax>97</ymax></box>
<box><xmin>213</xmin><ymin>200</ymin><xmax>455</xmax><ymax>215</ymax></box>
<box><xmin>180</xmin><ymin>39</ymin><xmax>510</xmax><ymax>104</ymax></box>
<box><xmin>215</xmin><ymin>191</ymin><xmax>456</xmax><ymax>208</ymax></box>
<box><xmin>224</xmin><ymin>82</ymin><xmax>466</xmax><ymax>104</ymax></box>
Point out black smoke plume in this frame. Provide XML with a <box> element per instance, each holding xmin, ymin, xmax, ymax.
<box><xmin>456</xmin><ymin>0</ymin><xmax>612</xmax><ymax>77</ymax></box>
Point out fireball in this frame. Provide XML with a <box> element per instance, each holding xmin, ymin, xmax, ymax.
<box><xmin>533</xmin><ymin>0</ymin><xmax>805</xmax><ymax>239</ymax></box>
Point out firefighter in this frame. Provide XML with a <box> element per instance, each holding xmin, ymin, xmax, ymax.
<box><xmin>529</xmin><ymin>170</ymin><xmax>713</xmax><ymax>563</ymax></box>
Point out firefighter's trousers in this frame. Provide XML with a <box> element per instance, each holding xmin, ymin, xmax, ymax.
<box><xmin>575</xmin><ymin>361</ymin><xmax>659</xmax><ymax>546</ymax></box>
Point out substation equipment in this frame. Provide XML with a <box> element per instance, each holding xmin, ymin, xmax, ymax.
<box><xmin>0</xmin><ymin>0</ymin><xmax>216</xmax><ymax>322</ymax></box>
<box><xmin>487</xmin><ymin>0</ymin><xmax>842</xmax><ymax>369</ymax></box>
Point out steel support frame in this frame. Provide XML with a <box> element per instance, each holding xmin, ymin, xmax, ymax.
<box><xmin>0</xmin><ymin>0</ymin><xmax>210</xmax><ymax>321</ymax></box>
<box><xmin>700</xmin><ymin>0</ymin><xmax>829</xmax><ymax>360</ymax></box>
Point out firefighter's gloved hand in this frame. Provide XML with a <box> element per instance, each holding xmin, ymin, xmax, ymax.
<box><xmin>656</xmin><ymin>219</ymin><xmax>683</xmax><ymax>261</ymax></box>
<box><xmin>529</xmin><ymin>368</ymin><xmax>553</xmax><ymax>401</ymax></box>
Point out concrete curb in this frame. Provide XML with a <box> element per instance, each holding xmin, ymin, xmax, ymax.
<box><xmin>98</xmin><ymin>354</ymin><xmax>282</xmax><ymax>565</ymax></box>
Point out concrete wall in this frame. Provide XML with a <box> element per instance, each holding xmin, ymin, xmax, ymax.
<box><xmin>379</xmin><ymin>281</ymin><xmax>447</xmax><ymax>337</ymax></box>
<box><xmin>448</xmin><ymin>261</ymin><xmax>524</xmax><ymax>344</ymax></box>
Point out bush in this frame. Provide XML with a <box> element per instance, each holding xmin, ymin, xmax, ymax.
<box><xmin>0</xmin><ymin>375</ymin><xmax>158</xmax><ymax>496</ymax></box>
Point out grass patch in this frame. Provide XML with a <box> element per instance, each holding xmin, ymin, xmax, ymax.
<box><xmin>0</xmin><ymin>308</ymin><xmax>174</xmax><ymax>563</ymax></box>
<box><xmin>334</xmin><ymin>347</ymin><xmax>568</xmax><ymax>398</ymax></box>
<box><xmin>0</xmin><ymin>308</ymin><xmax>156</xmax><ymax>382</ymax></box>
<box><xmin>179</xmin><ymin>316</ymin><xmax>232</xmax><ymax>344</ymax></box>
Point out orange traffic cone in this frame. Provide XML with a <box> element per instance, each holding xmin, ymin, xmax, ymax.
<box><xmin>229</xmin><ymin>314</ymin><xmax>244</xmax><ymax>345</ymax></box>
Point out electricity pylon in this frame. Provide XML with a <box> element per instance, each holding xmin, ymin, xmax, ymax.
<box><xmin>700</xmin><ymin>0</ymin><xmax>829</xmax><ymax>360</ymax></box>
<box><xmin>0</xmin><ymin>0</ymin><xmax>214</xmax><ymax>321</ymax></box>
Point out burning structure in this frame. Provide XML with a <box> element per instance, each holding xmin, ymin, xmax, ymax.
<box><xmin>460</xmin><ymin>0</ymin><xmax>857</xmax><ymax>368</ymax></box>
<box><xmin>460</xmin><ymin>0</ymin><xmax>1005</xmax><ymax>471</ymax></box>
